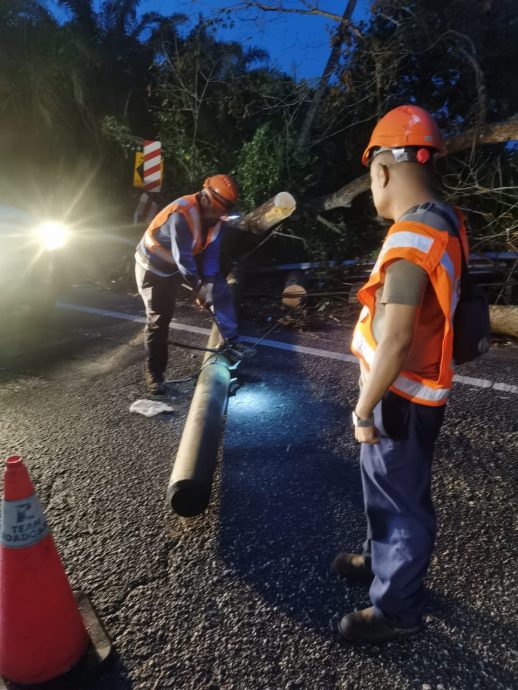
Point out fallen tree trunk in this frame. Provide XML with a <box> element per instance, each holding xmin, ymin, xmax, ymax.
<box><xmin>233</xmin><ymin>191</ymin><xmax>297</xmax><ymax>234</ymax></box>
<box><xmin>166</xmin><ymin>323</ymin><xmax>232</xmax><ymax>517</ymax></box>
<box><xmin>309</xmin><ymin>113</ymin><xmax>518</xmax><ymax>212</ymax></box>
<box><xmin>446</xmin><ymin>114</ymin><xmax>518</xmax><ymax>155</ymax></box>
<box><xmin>489</xmin><ymin>305</ymin><xmax>518</xmax><ymax>339</ymax></box>
<box><xmin>166</xmin><ymin>268</ymin><xmax>245</xmax><ymax>518</ymax></box>
<box><xmin>310</xmin><ymin>174</ymin><xmax>370</xmax><ymax>212</ymax></box>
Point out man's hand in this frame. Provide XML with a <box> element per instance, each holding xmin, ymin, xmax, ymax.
<box><xmin>354</xmin><ymin>424</ymin><xmax>380</xmax><ymax>444</ymax></box>
<box><xmin>196</xmin><ymin>281</ymin><xmax>214</xmax><ymax>308</ymax></box>
<box><xmin>353</xmin><ymin>404</ymin><xmax>379</xmax><ymax>444</ymax></box>
<box><xmin>354</xmin><ymin>302</ymin><xmax>417</xmax><ymax>435</ymax></box>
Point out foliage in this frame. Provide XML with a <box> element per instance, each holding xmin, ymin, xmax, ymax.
<box><xmin>100</xmin><ymin>115</ymin><xmax>140</xmax><ymax>155</ymax></box>
<box><xmin>236</xmin><ymin>124</ymin><xmax>287</xmax><ymax>210</ymax></box>
<box><xmin>150</xmin><ymin>17</ymin><xmax>291</xmax><ymax>197</ymax></box>
<box><xmin>325</xmin><ymin>0</ymin><xmax>518</xmax><ymax>253</ymax></box>
<box><xmin>0</xmin><ymin>0</ymin><xmax>516</xmax><ymax>259</ymax></box>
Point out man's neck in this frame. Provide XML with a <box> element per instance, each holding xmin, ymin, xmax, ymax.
<box><xmin>391</xmin><ymin>189</ymin><xmax>443</xmax><ymax>222</ymax></box>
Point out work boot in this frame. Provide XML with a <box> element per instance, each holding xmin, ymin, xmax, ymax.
<box><xmin>145</xmin><ymin>368</ymin><xmax>166</xmax><ymax>395</ymax></box>
<box><xmin>337</xmin><ymin>606</ymin><xmax>423</xmax><ymax>644</ymax></box>
<box><xmin>226</xmin><ymin>340</ymin><xmax>256</xmax><ymax>360</ymax></box>
<box><xmin>332</xmin><ymin>552</ymin><xmax>373</xmax><ymax>583</ymax></box>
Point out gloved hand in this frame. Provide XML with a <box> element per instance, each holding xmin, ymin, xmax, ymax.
<box><xmin>196</xmin><ymin>281</ymin><xmax>214</xmax><ymax>309</ymax></box>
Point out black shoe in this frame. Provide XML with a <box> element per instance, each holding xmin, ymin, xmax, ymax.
<box><xmin>332</xmin><ymin>553</ymin><xmax>373</xmax><ymax>583</ymax></box>
<box><xmin>225</xmin><ymin>341</ymin><xmax>256</xmax><ymax>361</ymax></box>
<box><xmin>337</xmin><ymin>606</ymin><xmax>422</xmax><ymax>644</ymax></box>
<box><xmin>145</xmin><ymin>370</ymin><xmax>166</xmax><ymax>395</ymax></box>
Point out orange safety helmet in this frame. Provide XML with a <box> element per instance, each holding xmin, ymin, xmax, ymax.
<box><xmin>361</xmin><ymin>105</ymin><xmax>446</xmax><ymax>167</ymax></box>
<box><xmin>202</xmin><ymin>174</ymin><xmax>239</xmax><ymax>210</ymax></box>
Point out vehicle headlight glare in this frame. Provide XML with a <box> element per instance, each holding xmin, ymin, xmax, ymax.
<box><xmin>37</xmin><ymin>221</ymin><xmax>69</xmax><ymax>250</ymax></box>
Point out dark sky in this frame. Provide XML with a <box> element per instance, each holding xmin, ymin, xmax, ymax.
<box><xmin>47</xmin><ymin>1</ymin><xmax>372</xmax><ymax>80</ymax></box>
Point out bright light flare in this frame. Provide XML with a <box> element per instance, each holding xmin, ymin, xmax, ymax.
<box><xmin>36</xmin><ymin>221</ymin><xmax>69</xmax><ymax>250</ymax></box>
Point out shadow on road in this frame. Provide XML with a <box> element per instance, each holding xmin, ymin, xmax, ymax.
<box><xmin>218</xmin><ymin>342</ymin><xmax>364</xmax><ymax>634</ymax></box>
<box><xmin>216</xmin><ymin>341</ymin><xmax>517</xmax><ymax>689</ymax></box>
<box><xmin>3</xmin><ymin>650</ymin><xmax>133</xmax><ymax>690</ymax></box>
<box><xmin>349</xmin><ymin>593</ymin><xmax>518</xmax><ymax>689</ymax></box>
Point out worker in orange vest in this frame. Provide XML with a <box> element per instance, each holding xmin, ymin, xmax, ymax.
<box><xmin>334</xmin><ymin>106</ymin><xmax>467</xmax><ymax>643</ymax></box>
<box><xmin>135</xmin><ymin>174</ymin><xmax>251</xmax><ymax>394</ymax></box>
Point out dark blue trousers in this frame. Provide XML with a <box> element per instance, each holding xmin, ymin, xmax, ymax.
<box><xmin>135</xmin><ymin>264</ymin><xmax>238</xmax><ymax>378</ymax></box>
<box><xmin>360</xmin><ymin>391</ymin><xmax>445</xmax><ymax>628</ymax></box>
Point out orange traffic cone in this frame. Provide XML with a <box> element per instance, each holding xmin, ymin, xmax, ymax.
<box><xmin>0</xmin><ymin>455</ymin><xmax>90</xmax><ymax>685</ymax></box>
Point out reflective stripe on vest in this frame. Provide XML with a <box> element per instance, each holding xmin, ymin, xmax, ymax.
<box><xmin>351</xmin><ymin>213</ymin><xmax>465</xmax><ymax>407</ymax></box>
<box><xmin>352</xmin><ymin>329</ymin><xmax>450</xmax><ymax>404</ymax></box>
<box><xmin>376</xmin><ymin>231</ymin><xmax>456</xmax><ymax>290</ymax></box>
<box><xmin>143</xmin><ymin>195</ymin><xmax>222</xmax><ymax>266</ymax></box>
<box><xmin>373</xmin><ymin>231</ymin><xmax>433</xmax><ymax>272</ymax></box>
<box><xmin>185</xmin><ymin>203</ymin><xmax>222</xmax><ymax>254</ymax></box>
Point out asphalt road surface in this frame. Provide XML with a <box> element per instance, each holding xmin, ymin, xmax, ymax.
<box><xmin>1</xmin><ymin>285</ymin><xmax>517</xmax><ymax>690</ymax></box>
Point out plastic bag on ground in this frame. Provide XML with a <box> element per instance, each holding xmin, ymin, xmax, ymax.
<box><xmin>129</xmin><ymin>399</ymin><xmax>175</xmax><ymax>417</ymax></box>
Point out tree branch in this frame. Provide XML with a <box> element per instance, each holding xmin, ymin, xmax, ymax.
<box><xmin>308</xmin><ymin>114</ymin><xmax>518</xmax><ymax>212</ymax></box>
<box><xmin>311</xmin><ymin>174</ymin><xmax>370</xmax><ymax>211</ymax></box>
<box><xmin>226</xmin><ymin>2</ymin><xmax>344</xmax><ymax>22</ymax></box>
<box><xmin>297</xmin><ymin>0</ymin><xmax>356</xmax><ymax>150</ymax></box>
<box><xmin>446</xmin><ymin>114</ymin><xmax>518</xmax><ymax>155</ymax></box>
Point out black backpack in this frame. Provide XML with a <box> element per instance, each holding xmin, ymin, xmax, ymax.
<box><xmin>425</xmin><ymin>205</ymin><xmax>491</xmax><ymax>364</ymax></box>
<box><xmin>452</xmin><ymin>237</ymin><xmax>491</xmax><ymax>364</ymax></box>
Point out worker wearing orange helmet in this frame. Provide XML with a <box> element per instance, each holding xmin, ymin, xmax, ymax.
<box><xmin>135</xmin><ymin>174</ymin><xmax>248</xmax><ymax>394</ymax></box>
<box><xmin>334</xmin><ymin>106</ymin><xmax>468</xmax><ymax>642</ymax></box>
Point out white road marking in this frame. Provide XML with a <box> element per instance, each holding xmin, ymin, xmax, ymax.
<box><xmin>58</xmin><ymin>302</ymin><xmax>211</xmax><ymax>335</ymax></box>
<box><xmin>239</xmin><ymin>334</ymin><xmax>357</xmax><ymax>363</ymax></box>
<box><xmin>58</xmin><ymin>302</ymin><xmax>518</xmax><ymax>395</ymax></box>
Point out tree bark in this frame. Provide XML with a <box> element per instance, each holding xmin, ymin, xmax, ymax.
<box><xmin>310</xmin><ymin>174</ymin><xmax>370</xmax><ymax>212</ymax></box>
<box><xmin>489</xmin><ymin>305</ymin><xmax>518</xmax><ymax>339</ymax></box>
<box><xmin>446</xmin><ymin>114</ymin><xmax>518</xmax><ymax>155</ymax></box>
<box><xmin>309</xmin><ymin>113</ymin><xmax>518</xmax><ymax>212</ymax></box>
<box><xmin>232</xmin><ymin>191</ymin><xmax>297</xmax><ymax>234</ymax></box>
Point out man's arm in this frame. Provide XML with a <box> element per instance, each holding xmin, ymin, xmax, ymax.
<box><xmin>354</xmin><ymin>302</ymin><xmax>418</xmax><ymax>443</ymax></box>
<box><xmin>200</xmin><ymin>230</ymin><xmax>222</xmax><ymax>280</ymax></box>
<box><xmin>193</xmin><ymin>230</ymin><xmax>223</xmax><ymax>308</ymax></box>
<box><xmin>167</xmin><ymin>213</ymin><xmax>200</xmax><ymax>287</ymax></box>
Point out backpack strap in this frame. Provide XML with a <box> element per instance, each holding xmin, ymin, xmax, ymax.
<box><xmin>400</xmin><ymin>203</ymin><xmax>471</xmax><ymax>296</ymax></box>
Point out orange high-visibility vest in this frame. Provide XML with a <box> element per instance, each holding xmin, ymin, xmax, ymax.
<box><xmin>351</xmin><ymin>210</ymin><xmax>468</xmax><ymax>406</ymax></box>
<box><xmin>142</xmin><ymin>194</ymin><xmax>222</xmax><ymax>265</ymax></box>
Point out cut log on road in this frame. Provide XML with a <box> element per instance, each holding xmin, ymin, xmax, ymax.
<box><xmin>489</xmin><ymin>305</ymin><xmax>518</xmax><ymax>339</ymax></box>
<box><xmin>166</xmin><ymin>325</ymin><xmax>232</xmax><ymax>517</ymax></box>
<box><xmin>282</xmin><ymin>270</ymin><xmax>308</xmax><ymax>308</ymax></box>
<box><xmin>166</xmin><ymin>268</ymin><xmax>245</xmax><ymax>518</ymax></box>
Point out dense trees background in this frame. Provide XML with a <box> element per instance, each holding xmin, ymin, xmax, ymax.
<box><xmin>1</xmin><ymin>0</ymin><xmax>517</xmax><ymax>265</ymax></box>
